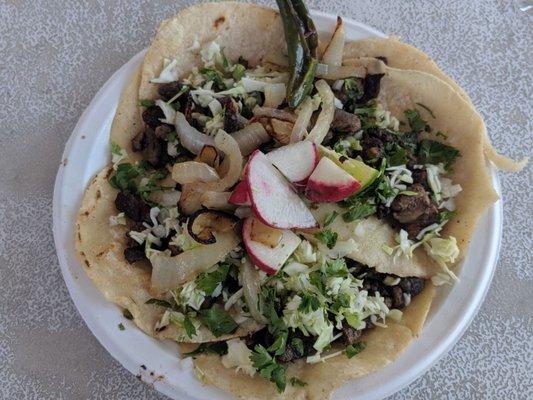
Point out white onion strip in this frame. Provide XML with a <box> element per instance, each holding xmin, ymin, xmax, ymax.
<box><xmin>197</xmin><ymin>131</ymin><xmax>243</xmax><ymax>192</ymax></box>
<box><xmin>290</xmin><ymin>96</ymin><xmax>314</xmax><ymax>142</ymax></box>
<box><xmin>200</xmin><ymin>191</ymin><xmax>235</xmax><ymax>211</ymax></box>
<box><xmin>232</xmin><ymin>122</ymin><xmax>270</xmax><ymax>156</ymax></box>
<box><xmin>321</xmin><ymin>17</ymin><xmax>345</xmax><ymax>67</ymax></box>
<box><xmin>306</xmin><ymin>80</ymin><xmax>335</xmax><ymax>144</ymax></box>
<box><xmin>171</xmin><ymin>161</ymin><xmax>219</xmax><ymax>184</ymax></box>
<box><xmin>240</xmin><ymin>258</ymin><xmax>267</xmax><ymax>324</ymax></box>
<box><xmin>175</xmin><ymin>112</ymin><xmax>215</xmax><ymax>154</ymax></box>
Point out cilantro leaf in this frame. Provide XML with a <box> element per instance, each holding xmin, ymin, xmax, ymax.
<box><xmin>342</xmin><ymin>201</ymin><xmax>376</xmax><ymax>222</ymax></box>
<box><xmin>109</xmin><ymin>163</ymin><xmax>142</xmax><ymax>192</ymax></box>
<box><xmin>195</xmin><ymin>263</ymin><xmax>230</xmax><ymax>296</ymax></box>
<box><xmin>182</xmin><ymin>315</ymin><xmax>197</xmax><ymax>339</ymax></box>
<box><xmin>439</xmin><ymin>209</ymin><xmax>456</xmax><ymax>222</ymax></box>
<box><xmin>289</xmin><ymin>377</ymin><xmax>307</xmax><ymax>387</ymax></box>
<box><xmin>404</xmin><ymin>108</ymin><xmax>430</xmax><ymax>132</ymax></box>
<box><xmin>418</xmin><ymin>139</ymin><xmax>460</xmax><ymax>170</ymax></box>
<box><xmin>118</xmin><ymin>323</ymin><xmax>125</xmax><ymax>331</ymax></box>
<box><xmin>346</xmin><ymin>342</ymin><xmax>367</xmax><ymax>358</ymax></box>
<box><xmin>323</xmin><ymin>258</ymin><xmax>349</xmax><ymax>277</ymax></box>
<box><xmin>267</xmin><ymin>330</ymin><xmax>288</xmax><ymax>356</ymax></box>
<box><xmin>298</xmin><ymin>292</ymin><xmax>321</xmax><ymax>313</ymax></box>
<box><xmin>183</xmin><ymin>342</ymin><xmax>228</xmax><ymax>358</ymax></box>
<box><xmin>387</xmin><ymin>145</ymin><xmax>407</xmax><ymax>166</ymax></box>
<box><xmin>343</xmin><ymin>78</ymin><xmax>363</xmax><ymax>101</ymax></box>
<box><xmin>323</xmin><ymin>210</ymin><xmax>339</xmax><ymax>227</ymax></box>
<box><xmin>200</xmin><ymin>68</ymin><xmax>226</xmax><ymax>91</ymax></box>
<box><xmin>199</xmin><ymin>304</ymin><xmax>238</xmax><ymax>337</ymax></box>
<box><xmin>250</xmin><ymin>345</ymin><xmax>287</xmax><ymax>392</ymax></box>
<box><xmin>290</xmin><ymin>338</ymin><xmax>305</xmax><ymax>357</ymax></box>
<box><xmin>314</xmin><ymin>229</ymin><xmax>338</xmax><ymax>249</ymax></box>
<box><xmin>145</xmin><ymin>298</ymin><xmax>174</xmax><ymax>308</ymax></box>
<box><xmin>232</xmin><ymin>64</ymin><xmax>246</xmax><ymax>81</ymax></box>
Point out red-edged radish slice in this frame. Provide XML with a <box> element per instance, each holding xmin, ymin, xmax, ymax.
<box><xmin>242</xmin><ymin>217</ymin><xmax>301</xmax><ymax>274</ymax></box>
<box><xmin>266</xmin><ymin>141</ymin><xmax>319</xmax><ymax>183</ymax></box>
<box><xmin>305</xmin><ymin>157</ymin><xmax>361</xmax><ymax>202</ymax></box>
<box><xmin>245</xmin><ymin>150</ymin><xmax>317</xmax><ymax>229</ymax></box>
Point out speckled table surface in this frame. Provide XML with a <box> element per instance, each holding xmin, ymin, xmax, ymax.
<box><xmin>1</xmin><ymin>0</ymin><xmax>532</xmax><ymax>399</ymax></box>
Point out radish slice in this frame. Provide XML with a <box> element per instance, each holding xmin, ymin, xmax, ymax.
<box><xmin>245</xmin><ymin>150</ymin><xmax>317</xmax><ymax>229</ymax></box>
<box><xmin>228</xmin><ymin>181</ymin><xmax>251</xmax><ymax>206</ymax></box>
<box><xmin>267</xmin><ymin>141</ymin><xmax>319</xmax><ymax>183</ymax></box>
<box><xmin>305</xmin><ymin>157</ymin><xmax>361</xmax><ymax>202</ymax></box>
<box><xmin>242</xmin><ymin>217</ymin><xmax>301</xmax><ymax>274</ymax></box>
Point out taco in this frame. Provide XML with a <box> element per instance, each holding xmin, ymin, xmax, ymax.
<box><xmin>75</xmin><ymin>1</ymin><xmax>525</xmax><ymax>398</ymax></box>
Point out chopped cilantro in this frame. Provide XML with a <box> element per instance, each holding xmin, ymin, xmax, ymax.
<box><xmin>138</xmin><ymin>99</ymin><xmax>155</xmax><ymax>107</ymax></box>
<box><xmin>195</xmin><ymin>263</ymin><xmax>230</xmax><ymax>296</ymax></box>
<box><xmin>298</xmin><ymin>292</ymin><xmax>321</xmax><ymax>313</ymax></box>
<box><xmin>346</xmin><ymin>342</ymin><xmax>367</xmax><ymax>358</ymax></box>
<box><xmin>323</xmin><ymin>210</ymin><xmax>339</xmax><ymax>227</ymax></box>
<box><xmin>232</xmin><ymin>64</ymin><xmax>246</xmax><ymax>81</ymax></box>
<box><xmin>436</xmin><ymin>131</ymin><xmax>448</xmax><ymax>139</ymax></box>
<box><xmin>323</xmin><ymin>258</ymin><xmax>349</xmax><ymax>278</ymax></box>
<box><xmin>267</xmin><ymin>330</ymin><xmax>288</xmax><ymax>356</ymax></box>
<box><xmin>182</xmin><ymin>315</ymin><xmax>197</xmax><ymax>339</ymax></box>
<box><xmin>183</xmin><ymin>341</ymin><xmax>228</xmax><ymax>358</ymax></box>
<box><xmin>342</xmin><ymin>200</ymin><xmax>376</xmax><ymax>222</ymax></box>
<box><xmin>122</xmin><ymin>309</ymin><xmax>133</xmax><ymax>320</ymax></box>
<box><xmin>198</xmin><ymin>304</ymin><xmax>238</xmax><ymax>337</ymax></box>
<box><xmin>343</xmin><ymin>78</ymin><xmax>363</xmax><ymax>101</ymax></box>
<box><xmin>439</xmin><ymin>209</ymin><xmax>457</xmax><ymax>222</ymax></box>
<box><xmin>309</xmin><ymin>270</ymin><xmax>326</xmax><ymax>294</ymax></box>
<box><xmin>250</xmin><ymin>345</ymin><xmax>287</xmax><ymax>392</ymax></box>
<box><xmin>314</xmin><ymin>229</ymin><xmax>338</xmax><ymax>249</ymax></box>
<box><xmin>200</xmin><ymin>68</ymin><xmax>226</xmax><ymax>91</ymax></box>
<box><xmin>418</xmin><ymin>139</ymin><xmax>460</xmax><ymax>170</ymax></box>
<box><xmin>145</xmin><ymin>298</ymin><xmax>174</xmax><ymax>308</ymax></box>
<box><xmin>415</xmin><ymin>102</ymin><xmax>435</xmax><ymax>118</ymax></box>
<box><xmin>118</xmin><ymin>323</ymin><xmax>125</xmax><ymax>331</ymax></box>
<box><xmin>109</xmin><ymin>163</ymin><xmax>142</xmax><ymax>192</ymax></box>
<box><xmin>290</xmin><ymin>338</ymin><xmax>305</xmax><ymax>357</ymax></box>
<box><xmin>387</xmin><ymin>144</ymin><xmax>407</xmax><ymax>166</ymax></box>
<box><xmin>404</xmin><ymin>108</ymin><xmax>430</xmax><ymax>132</ymax></box>
<box><xmin>289</xmin><ymin>377</ymin><xmax>307</xmax><ymax>387</ymax></box>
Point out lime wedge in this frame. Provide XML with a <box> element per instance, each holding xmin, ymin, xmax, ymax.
<box><xmin>318</xmin><ymin>145</ymin><xmax>380</xmax><ymax>191</ymax></box>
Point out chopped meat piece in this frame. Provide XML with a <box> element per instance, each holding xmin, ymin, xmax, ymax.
<box><xmin>142</xmin><ymin>127</ymin><xmax>170</xmax><ymax>168</ymax></box>
<box><xmin>131</xmin><ymin>130</ymin><xmax>144</xmax><ymax>152</ymax></box>
<box><xmin>168</xmin><ymin>245</ymin><xmax>181</xmax><ymax>256</ymax></box>
<box><xmin>342</xmin><ymin>324</ymin><xmax>363</xmax><ymax>345</ymax></box>
<box><xmin>358</xmin><ymin>74</ymin><xmax>384</xmax><ymax>103</ymax></box>
<box><xmin>403</xmin><ymin>203</ymin><xmax>439</xmax><ymax>239</ymax></box>
<box><xmin>390</xmin><ymin>285</ymin><xmax>404</xmax><ymax>308</ymax></box>
<box><xmin>219</xmin><ymin>97</ymin><xmax>241</xmax><ymax>133</ymax></box>
<box><xmin>411</xmin><ymin>169</ymin><xmax>428</xmax><ymax>187</ymax></box>
<box><xmin>142</xmin><ymin>106</ymin><xmax>165</xmax><ymax>129</ymax></box>
<box><xmin>346</xmin><ymin>259</ymin><xmax>366</xmax><ymax>275</ymax></box>
<box><xmin>330</xmin><ymin>109</ymin><xmax>361</xmax><ymax>133</ymax></box>
<box><xmin>391</xmin><ymin>184</ymin><xmax>432</xmax><ymax>224</ymax></box>
<box><xmin>157</xmin><ymin>81</ymin><xmax>183</xmax><ymax>102</ymax></box>
<box><xmin>124</xmin><ymin>246</ymin><xmax>146</xmax><ymax>264</ymax></box>
<box><xmin>399</xmin><ymin>277</ymin><xmax>425</xmax><ymax>296</ymax></box>
<box><xmin>383</xmin><ymin>296</ymin><xmax>393</xmax><ymax>309</ymax></box>
<box><xmin>360</xmin><ymin>136</ymin><xmax>383</xmax><ymax>160</ymax></box>
<box><xmin>115</xmin><ymin>192</ymin><xmax>151</xmax><ymax>222</ymax></box>
<box><xmin>154</xmin><ymin>124</ymin><xmax>173</xmax><ymax>140</ymax></box>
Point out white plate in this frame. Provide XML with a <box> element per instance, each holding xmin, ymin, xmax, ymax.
<box><xmin>53</xmin><ymin>10</ymin><xmax>502</xmax><ymax>400</ymax></box>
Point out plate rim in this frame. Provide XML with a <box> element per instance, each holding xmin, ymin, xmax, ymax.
<box><xmin>52</xmin><ymin>10</ymin><xmax>502</xmax><ymax>400</ymax></box>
